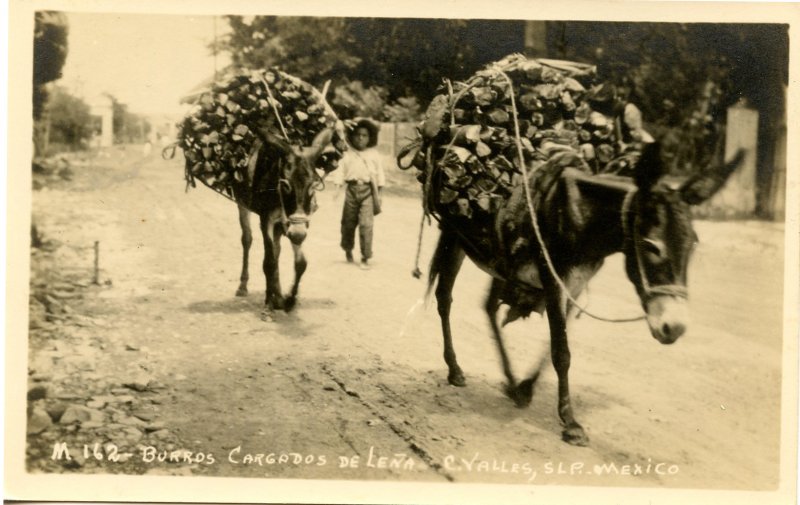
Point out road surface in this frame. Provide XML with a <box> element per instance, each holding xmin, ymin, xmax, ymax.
<box><xmin>25</xmin><ymin>145</ymin><xmax>786</xmax><ymax>491</ymax></box>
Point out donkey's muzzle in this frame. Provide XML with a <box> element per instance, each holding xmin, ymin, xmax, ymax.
<box><xmin>286</xmin><ymin>213</ymin><xmax>309</xmax><ymax>245</ymax></box>
<box><xmin>645</xmin><ymin>295</ymin><xmax>689</xmax><ymax>345</ymax></box>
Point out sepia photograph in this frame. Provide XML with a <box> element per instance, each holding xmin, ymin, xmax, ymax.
<box><xmin>5</xmin><ymin>1</ymin><xmax>799</xmax><ymax>504</ymax></box>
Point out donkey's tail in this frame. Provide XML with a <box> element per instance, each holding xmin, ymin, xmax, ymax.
<box><xmin>424</xmin><ymin>237</ymin><xmax>443</xmax><ymax>305</ymax></box>
<box><xmin>411</xmin><ymin>210</ymin><xmax>427</xmax><ymax>280</ymax></box>
<box><xmin>425</xmin><ymin>263</ymin><xmax>439</xmax><ymax>304</ymax></box>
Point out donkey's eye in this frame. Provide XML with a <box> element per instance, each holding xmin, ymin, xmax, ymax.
<box><xmin>642</xmin><ymin>238</ymin><xmax>667</xmax><ymax>259</ymax></box>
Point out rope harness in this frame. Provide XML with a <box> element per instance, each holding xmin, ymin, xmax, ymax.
<box><xmin>623</xmin><ymin>190</ymin><xmax>689</xmax><ymax>303</ymax></box>
<box><xmin>276</xmin><ymin>154</ymin><xmax>324</xmax><ymax>232</ymax></box>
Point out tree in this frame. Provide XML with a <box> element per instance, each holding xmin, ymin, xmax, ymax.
<box><xmin>548</xmin><ymin>22</ymin><xmax>788</xmax><ymax>211</ymax></box>
<box><xmin>216</xmin><ymin>16</ymin><xmax>526</xmax><ymax>116</ymax></box>
<box><xmin>218</xmin><ymin>16</ymin><xmax>360</xmax><ymax>85</ymax></box>
<box><xmin>33</xmin><ymin>11</ymin><xmax>69</xmax><ymax>157</ymax></box>
<box><xmin>47</xmin><ymin>86</ymin><xmax>93</xmax><ymax>148</ymax></box>
<box><xmin>109</xmin><ymin>97</ymin><xmax>151</xmax><ymax>144</ymax></box>
<box><xmin>33</xmin><ymin>11</ymin><xmax>69</xmax><ymax>120</ymax></box>
<box><xmin>346</xmin><ymin>18</ymin><xmax>524</xmax><ymax>102</ymax></box>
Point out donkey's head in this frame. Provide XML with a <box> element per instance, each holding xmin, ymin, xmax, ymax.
<box><xmin>263</xmin><ymin>127</ymin><xmax>337</xmax><ymax>245</ymax></box>
<box><xmin>625</xmin><ymin>141</ymin><xmax>744</xmax><ymax>344</ymax></box>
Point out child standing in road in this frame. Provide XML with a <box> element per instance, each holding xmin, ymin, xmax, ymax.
<box><xmin>333</xmin><ymin>119</ymin><xmax>385</xmax><ymax>270</ymax></box>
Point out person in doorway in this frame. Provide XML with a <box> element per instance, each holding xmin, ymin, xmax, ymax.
<box><xmin>333</xmin><ymin>119</ymin><xmax>385</xmax><ymax>270</ymax></box>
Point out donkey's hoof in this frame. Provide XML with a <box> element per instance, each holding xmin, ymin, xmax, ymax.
<box><xmin>260</xmin><ymin>309</ymin><xmax>276</xmax><ymax>322</ymax></box>
<box><xmin>448</xmin><ymin>370</ymin><xmax>466</xmax><ymax>387</ymax></box>
<box><xmin>505</xmin><ymin>383</ymin><xmax>528</xmax><ymax>408</ymax></box>
<box><xmin>235</xmin><ymin>287</ymin><xmax>248</xmax><ymax>297</ymax></box>
<box><xmin>562</xmin><ymin>423</ymin><xmax>589</xmax><ymax>446</ymax></box>
<box><xmin>283</xmin><ymin>295</ymin><xmax>297</xmax><ymax>312</ymax></box>
<box><xmin>507</xmin><ymin>384</ymin><xmax>532</xmax><ymax>408</ymax></box>
<box><xmin>509</xmin><ymin>377</ymin><xmax>537</xmax><ymax>407</ymax></box>
<box><xmin>267</xmin><ymin>297</ymin><xmax>285</xmax><ymax>311</ymax></box>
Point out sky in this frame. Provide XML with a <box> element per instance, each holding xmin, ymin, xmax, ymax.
<box><xmin>60</xmin><ymin>12</ymin><xmax>231</xmax><ymax>117</ymax></box>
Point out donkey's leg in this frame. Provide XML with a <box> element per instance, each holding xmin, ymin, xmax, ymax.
<box><xmin>236</xmin><ymin>205</ymin><xmax>253</xmax><ymax>297</ymax></box>
<box><xmin>284</xmin><ymin>241</ymin><xmax>307</xmax><ymax>312</ymax></box>
<box><xmin>545</xmin><ymin>284</ymin><xmax>588</xmax><ymax>446</ymax></box>
<box><xmin>268</xmin><ymin>221</ymin><xmax>285</xmax><ymax>309</ymax></box>
<box><xmin>485</xmin><ymin>279</ymin><xmax>519</xmax><ymax>395</ymax></box>
<box><xmin>259</xmin><ymin>216</ymin><xmax>284</xmax><ymax>319</ymax></box>
<box><xmin>432</xmin><ymin>229</ymin><xmax>467</xmax><ymax>386</ymax></box>
<box><xmin>513</xmin><ymin>265</ymin><xmax>597</xmax><ymax>409</ymax></box>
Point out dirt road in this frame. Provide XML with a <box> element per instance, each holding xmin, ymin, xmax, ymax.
<box><xmin>25</xmin><ymin>145</ymin><xmax>785</xmax><ymax>490</ymax></box>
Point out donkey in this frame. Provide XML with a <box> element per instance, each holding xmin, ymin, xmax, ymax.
<box><xmin>426</xmin><ymin>142</ymin><xmax>743</xmax><ymax>445</ymax></box>
<box><xmin>231</xmin><ymin>127</ymin><xmax>337</xmax><ymax>321</ymax></box>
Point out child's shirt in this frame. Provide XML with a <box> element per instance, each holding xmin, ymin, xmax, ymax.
<box><xmin>332</xmin><ymin>148</ymin><xmax>386</xmax><ymax>187</ymax></box>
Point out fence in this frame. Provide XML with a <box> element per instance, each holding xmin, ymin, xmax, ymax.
<box><xmin>374</xmin><ymin>122</ymin><xmax>420</xmax><ymax>194</ymax></box>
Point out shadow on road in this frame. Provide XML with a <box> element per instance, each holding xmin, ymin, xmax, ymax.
<box><xmin>186</xmin><ymin>297</ymin><xmax>262</xmax><ymax>315</ymax></box>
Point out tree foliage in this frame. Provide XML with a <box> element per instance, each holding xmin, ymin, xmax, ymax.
<box><xmin>549</xmin><ymin>22</ymin><xmax>787</xmax><ymax>128</ymax></box>
<box><xmin>110</xmin><ymin>97</ymin><xmax>152</xmax><ymax>144</ymax></box>
<box><xmin>213</xmin><ymin>16</ymin><xmax>787</xmax><ymax>215</ymax></box>
<box><xmin>550</xmin><ymin>22</ymin><xmax>788</xmax><ymax>188</ymax></box>
<box><xmin>346</xmin><ymin>19</ymin><xmax>524</xmax><ymax>102</ymax></box>
<box><xmin>47</xmin><ymin>86</ymin><xmax>93</xmax><ymax>148</ymax></box>
<box><xmin>216</xmin><ymin>17</ymin><xmax>525</xmax><ymax>118</ymax></box>
<box><xmin>329</xmin><ymin>81</ymin><xmax>388</xmax><ymax>120</ymax></box>
<box><xmin>33</xmin><ymin>11</ymin><xmax>69</xmax><ymax>120</ymax></box>
<box><xmin>217</xmin><ymin>17</ymin><xmax>785</xmax><ymax>128</ymax></box>
<box><xmin>219</xmin><ymin>16</ymin><xmax>360</xmax><ymax>85</ymax></box>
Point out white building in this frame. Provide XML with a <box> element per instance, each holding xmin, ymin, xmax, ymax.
<box><xmin>88</xmin><ymin>93</ymin><xmax>114</xmax><ymax>147</ymax></box>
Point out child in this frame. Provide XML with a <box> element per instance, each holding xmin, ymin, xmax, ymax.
<box><xmin>333</xmin><ymin>119</ymin><xmax>385</xmax><ymax>270</ymax></box>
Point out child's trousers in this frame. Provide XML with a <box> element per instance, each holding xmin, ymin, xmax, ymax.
<box><xmin>340</xmin><ymin>182</ymin><xmax>375</xmax><ymax>260</ymax></box>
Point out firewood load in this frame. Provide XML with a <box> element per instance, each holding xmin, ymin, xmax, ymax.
<box><xmin>398</xmin><ymin>54</ymin><xmax>649</xmax><ymax>221</ymax></box>
<box><xmin>167</xmin><ymin>68</ymin><xmax>347</xmax><ymax>209</ymax></box>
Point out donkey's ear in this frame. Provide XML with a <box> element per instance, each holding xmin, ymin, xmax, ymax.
<box><xmin>680</xmin><ymin>149</ymin><xmax>745</xmax><ymax>205</ymax></box>
<box><xmin>304</xmin><ymin>127</ymin><xmax>335</xmax><ymax>161</ymax></box>
<box><xmin>257</xmin><ymin>127</ymin><xmax>292</xmax><ymax>156</ymax></box>
<box><xmin>633</xmin><ymin>142</ymin><xmax>664</xmax><ymax>190</ymax></box>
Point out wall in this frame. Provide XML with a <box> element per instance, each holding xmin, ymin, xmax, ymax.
<box><xmin>696</xmin><ymin>105</ymin><xmax>759</xmax><ymax>219</ymax></box>
<box><xmin>375</xmin><ymin>122</ymin><xmax>421</xmax><ymax>195</ymax></box>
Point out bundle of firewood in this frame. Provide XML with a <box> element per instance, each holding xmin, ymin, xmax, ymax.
<box><xmin>404</xmin><ymin>54</ymin><xmax>639</xmax><ymax>219</ymax></box>
<box><xmin>176</xmin><ymin>68</ymin><xmax>346</xmax><ymax>198</ymax></box>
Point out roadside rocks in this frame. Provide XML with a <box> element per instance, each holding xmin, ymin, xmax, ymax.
<box><xmin>59</xmin><ymin>405</ymin><xmax>105</xmax><ymax>424</ymax></box>
<box><xmin>27</xmin><ymin>407</ymin><xmax>53</xmax><ymax>434</ymax></box>
<box><xmin>32</xmin><ymin>156</ymin><xmax>74</xmax><ymax>189</ymax></box>
<box><xmin>26</xmin><ymin>374</ymin><xmax>185</xmax><ymax>473</ymax></box>
<box><xmin>25</xmin><ymin>236</ymin><xmax>186</xmax><ymax>474</ymax></box>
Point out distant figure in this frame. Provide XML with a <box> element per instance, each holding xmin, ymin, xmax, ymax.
<box><xmin>142</xmin><ymin>141</ymin><xmax>153</xmax><ymax>157</ymax></box>
<box><xmin>586</xmin><ymin>82</ymin><xmax>654</xmax><ymax>174</ymax></box>
<box><xmin>589</xmin><ymin>81</ymin><xmax>654</xmax><ymax>148</ymax></box>
<box><xmin>333</xmin><ymin>119</ymin><xmax>385</xmax><ymax>270</ymax></box>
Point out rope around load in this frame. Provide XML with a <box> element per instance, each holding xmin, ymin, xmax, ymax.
<box><xmin>494</xmin><ymin>65</ymin><xmax>646</xmax><ymax>323</ymax></box>
<box><xmin>260</xmin><ymin>75</ymin><xmax>291</xmax><ymax>143</ymax></box>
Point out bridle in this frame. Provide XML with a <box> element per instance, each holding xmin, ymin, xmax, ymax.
<box><xmin>622</xmin><ymin>187</ymin><xmax>689</xmax><ymax>303</ymax></box>
<box><xmin>275</xmin><ymin>154</ymin><xmax>326</xmax><ymax>231</ymax></box>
